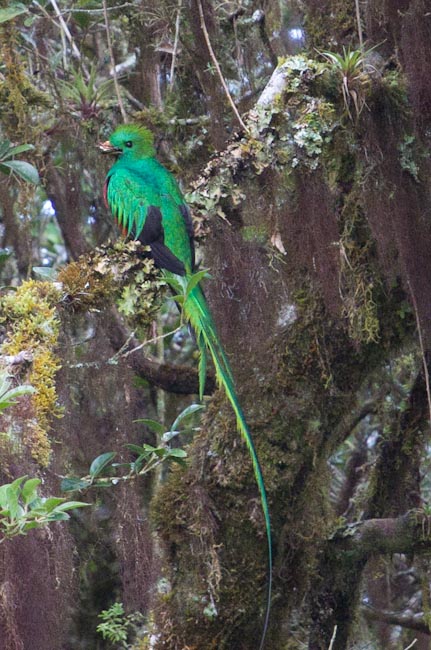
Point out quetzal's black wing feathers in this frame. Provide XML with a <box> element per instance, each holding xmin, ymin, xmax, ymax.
<box><xmin>139</xmin><ymin>206</ymin><xmax>186</xmax><ymax>275</ymax></box>
<box><xmin>106</xmin><ymin>170</ymin><xmax>186</xmax><ymax>275</ymax></box>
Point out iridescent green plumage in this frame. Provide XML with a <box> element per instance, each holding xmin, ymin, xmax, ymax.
<box><xmin>102</xmin><ymin>124</ymin><xmax>272</xmax><ymax>648</ymax></box>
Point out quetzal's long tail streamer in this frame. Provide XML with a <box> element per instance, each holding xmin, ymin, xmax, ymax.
<box><xmin>183</xmin><ymin>282</ymin><xmax>272</xmax><ymax>650</ymax></box>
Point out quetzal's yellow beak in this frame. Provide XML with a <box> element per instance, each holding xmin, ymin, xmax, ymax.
<box><xmin>98</xmin><ymin>140</ymin><xmax>120</xmax><ymax>154</ymax></box>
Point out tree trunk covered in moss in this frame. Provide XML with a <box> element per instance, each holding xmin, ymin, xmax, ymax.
<box><xmin>1</xmin><ymin>1</ymin><xmax>431</xmax><ymax>649</ymax></box>
<box><xmin>150</xmin><ymin>2</ymin><xmax>431</xmax><ymax>648</ymax></box>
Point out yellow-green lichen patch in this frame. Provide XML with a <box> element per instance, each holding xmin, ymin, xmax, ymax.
<box><xmin>0</xmin><ymin>20</ymin><xmax>51</xmax><ymax>138</ymax></box>
<box><xmin>338</xmin><ymin>196</ymin><xmax>381</xmax><ymax>345</ymax></box>
<box><xmin>58</xmin><ymin>241</ymin><xmax>165</xmax><ymax>330</ymax></box>
<box><xmin>57</xmin><ymin>257</ymin><xmax>115</xmax><ymax>310</ymax></box>
<box><xmin>0</xmin><ymin>280</ymin><xmax>62</xmax><ymax>466</ymax></box>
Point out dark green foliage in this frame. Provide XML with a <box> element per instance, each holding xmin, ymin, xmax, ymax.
<box><xmin>0</xmin><ymin>139</ymin><xmax>39</xmax><ymax>184</ymax></box>
<box><xmin>0</xmin><ymin>475</ymin><xmax>88</xmax><ymax>541</ymax></box>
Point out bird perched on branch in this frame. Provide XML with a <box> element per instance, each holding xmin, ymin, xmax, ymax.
<box><xmin>99</xmin><ymin>123</ymin><xmax>272</xmax><ymax>648</ymax></box>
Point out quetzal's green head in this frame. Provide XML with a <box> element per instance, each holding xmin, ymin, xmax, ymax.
<box><xmin>99</xmin><ymin>124</ymin><xmax>156</xmax><ymax>160</ymax></box>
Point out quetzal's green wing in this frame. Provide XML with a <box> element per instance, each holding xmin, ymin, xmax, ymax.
<box><xmin>105</xmin><ymin>166</ymin><xmax>191</xmax><ymax>275</ymax></box>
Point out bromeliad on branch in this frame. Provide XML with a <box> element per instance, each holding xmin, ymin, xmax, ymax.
<box><xmin>99</xmin><ymin>124</ymin><xmax>272</xmax><ymax>648</ymax></box>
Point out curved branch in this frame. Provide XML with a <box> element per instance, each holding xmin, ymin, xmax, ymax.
<box><xmin>107</xmin><ymin>309</ymin><xmax>216</xmax><ymax>395</ymax></box>
<box><xmin>197</xmin><ymin>0</ymin><xmax>247</xmax><ymax>132</ymax></box>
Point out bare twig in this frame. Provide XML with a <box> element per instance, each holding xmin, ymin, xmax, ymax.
<box><xmin>57</xmin><ymin>2</ymin><xmax>136</xmax><ymax>15</ymax></box>
<box><xmin>408</xmin><ymin>280</ymin><xmax>431</xmax><ymax>427</ymax></box>
<box><xmin>33</xmin><ymin>0</ymin><xmax>67</xmax><ymax>68</ymax></box>
<box><xmin>102</xmin><ymin>0</ymin><xmax>128</xmax><ymax>123</ymax></box>
<box><xmin>120</xmin><ymin>325</ymin><xmax>182</xmax><ymax>359</ymax></box>
<box><xmin>355</xmin><ymin>0</ymin><xmax>364</xmax><ymax>52</ymax></box>
<box><xmin>106</xmin><ymin>309</ymin><xmax>216</xmax><ymax>395</ymax></box>
<box><xmin>328</xmin><ymin>626</ymin><xmax>337</xmax><ymax>650</ymax></box>
<box><xmin>48</xmin><ymin>0</ymin><xmax>90</xmax><ymax>78</ymax></box>
<box><xmin>169</xmin><ymin>0</ymin><xmax>182</xmax><ymax>89</ymax></box>
<box><xmin>197</xmin><ymin>0</ymin><xmax>248</xmax><ymax>132</ymax></box>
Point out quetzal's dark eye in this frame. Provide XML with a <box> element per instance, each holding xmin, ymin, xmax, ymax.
<box><xmin>125</xmin><ymin>141</ymin><xmax>133</xmax><ymax>148</ymax></box>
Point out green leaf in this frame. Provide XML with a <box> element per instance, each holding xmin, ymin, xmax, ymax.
<box><xmin>153</xmin><ymin>446</ymin><xmax>169</xmax><ymax>459</ymax></box>
<box><xmin>61</xmin><ymin>477</ymin><xmax>92</xmax><ymax>492</ymax></box>
<box><xmin>46</xmin><ymin>511</ymin><xmax>70</xmax><ymax>522</ymax></box>
<box><xmin>171</xmin><ymin>404</ymin><xmax>204</xmax><ymax>432</ymax></box>
<box><xmin>8</xmin><ymin>475</ymin><xmax>27</xmax><ymax>494</ymax></box>
<box><xmin>6</xmin><ymin>482</ymin><xmax>24</xmax><ymax>520</ymax></box>
<box><xmin>167</xmin><ymin>448</ymin><xmax>187</xmax><ymax>458</ymax></box>
<box><xmin>21</xmin><ymin>478</ymin><xmax>41</xmax><ymax>505</ymax></box>
<box><xmin>28</xmin><ymin>496</ymin><xmax>43</xmax><ymax>510</ymax></box>
<box><xmin>0</xmin><ymin>160</ymin><xmax>40</xmax><ymax>184</ymax></box>
<box><xmin>131</xmin><ymin>456</ymin><xmax>145</xmax><ymax>473</ymax></box>
<box><xmin>5</xmin><ymin>476</ymin><xmax>27</xmax><ymax>520</ymax></box>
<box><xmin>169</xmin><ymin>294</ymin><xmax>184</xmax><ymax>306</ymax></box>
<box><xmin>0</xmin><ymin>384</ymin><xmax>36</xmax><ymax>411</ymax></box>
<box><xmin>32</xmin><ymin>266</ymin><xmax>57</xmax><ymax>280</ymax></box>
<box><xmin>185</xmin><ymin>269</ymin><xmax>211</xmax><ymax>299</ymax></box>
<box><xmin>0</xmin><ymin>3</ymin><xmax>28</xmax><ymax>23</ymax></box>
<box><xmin>0</xmin><ymin>140</ymin><xmax>11</xmax><ymax>159</ymax></box>
<box><xmin>162</xmin><ymin>275</ymin><xmax>183</xmax><ymax>294</ymax></box>
<box><xmin>125</xmin><ymin>443</ymin><xmax>147</xmax><ymax>455</ymax></box>
<box><xmin>0</xmin><ymin>485</ymin><xmax>9</xmax><ymax>510</ymax></box>
<box><xmin>39</xmin><ymin>497</ymin><xmax>66</xmax><ymax>513</ymax></box>
<box><xmin>135</xmin><ymin>418</ymin><xmax>165</xmax><ymax>436</ymax></box>
<box><xmin>89</xmin><ymin>452</ymin><xmax>116</xmax><ymax>478</ymax></box>
<box><xmin>0</xmin><ymin>248</ymin><xmax>12</xmax><ymax>267</ymax></box>
<box><xmin>5</xmin><ymin>143</ymin><xmax>34</xmax><ymax>157</ymax></box>
<box><xmin>52</xmin><ymin>500</ymin><xmax>89</xmax><ymax>512</ymax></box>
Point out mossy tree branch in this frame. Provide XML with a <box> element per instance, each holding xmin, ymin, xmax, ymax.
<box><xmin>363</xmin><ymin>605</ymin><xmax>431</xmax><ymax>636</ymax></box>
<box><xmin>332</xmin><ymin>511</ymin><xmax>431</xmax><ymax>559</ymax></box>
<box><xmin>106</xmin><ymin>308</ymin><xmax>216</xmax><ymax>395</ymax></box>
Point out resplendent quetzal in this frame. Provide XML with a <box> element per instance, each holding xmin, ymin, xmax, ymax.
<box><xmin>100</xmin><ymin>124</ymin><xmax>272</xmax><ymax>648</ymax></box>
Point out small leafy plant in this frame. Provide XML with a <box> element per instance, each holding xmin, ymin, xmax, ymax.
<box><xmin>0</xmin><ymin>140</ymin><xmax>40</xmax><ymax>184</ymax></box>
<box><xmin>97</xmin><ymin>602</ymin><xmax>129</xmax><ymax>646</ymax></box>
<box><xmin>96</xmin><ymin>602</ymin><xmax>145</xmax><ymax>647</ymax></box>
<box><xmin>0</xmin><ymin>371</ymin><xmax>89</xmax><ymax>541</ymax></box>
<box><xmin>164</xmin><ymin>268</ymin><xmax>211</xmax><ymax>309</ymax></box>
<box><xmin>57</xmin><ymin>65</ymin><xmax>118</xmax><ymax>120</ymax></box>
<box><xmin>0</xmin><ymin>371</ymin><xmax>35</xmax><ymax>411</ymax></box>
<box><xmin>0</xmin><ymin>476</ymin><xmax>88</xmax><ymax>542</ymax></box>
<box><xmin>321</xmin><ymin>46</ymin><xmax>376</xmax><ymax>120</ymax></box>
<box><xmin>61</xmin><ymin>404</ymin><xmax>202</xmax><ymax>493</ymax></box>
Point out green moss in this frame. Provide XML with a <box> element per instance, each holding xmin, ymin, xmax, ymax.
<box><xmin>58</xmin><ymin>240</ymin><xmax>165</xmax><ymax>330</ymax></box>
<box><xmin>150</xmin><ymin>50</ymin><xmax>414</xmax><ymax>649</ymax></box>
<box><xmin>304</xmin><ymin>0</ymin><xmax>356</xmax><ymax>51</ymax></box>
<box><xmin>57</xmin><ymin>258</ymin><xmax>115</xmax><ymax>309</ymax></box>
<box><xmin>0</xmin><ymin>280</ymin><xmax>62</xmax><ymax>465</ymax></box>
<box><xmin>241</xmin><ymin>224</ymin><xmax>268</xmax><ymax>244</ymax></box>
<box><xmin>0</xmin><ymin>243</ymin><xmax>165</xmax><ymax>466</ymax></box>
<box><xmin>337</xmin><ymin>183</ymin><xmax>381</xmax><ymax>344</ymax></box>
<box><xmin>0</xmin><ymin>22</ymin><xmax>50</xmax><ymax>137</ymax></box>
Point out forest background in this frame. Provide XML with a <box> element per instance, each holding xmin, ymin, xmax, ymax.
<box><xmin>1</xmin><ymin>1</ymin><xmax>431</xmax><ymax>649</ymax></box>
